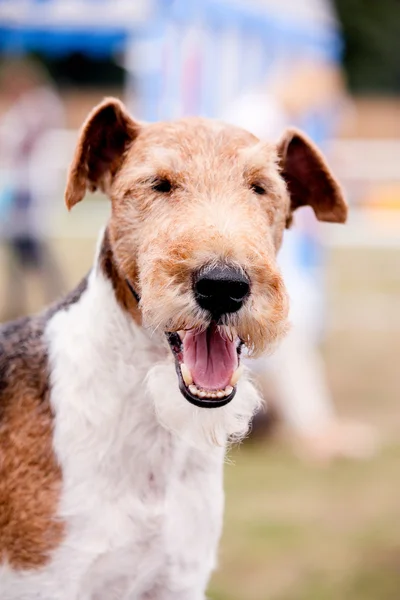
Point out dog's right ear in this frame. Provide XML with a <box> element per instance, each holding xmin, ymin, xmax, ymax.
<box><xmin>65</xmin><ymin>98</ymin><xmax>139</xmax><ymax>210</ymax></box>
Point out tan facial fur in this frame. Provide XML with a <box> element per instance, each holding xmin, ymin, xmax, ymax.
<box><xmin>66</xmin><ymin>98</ymin><xmax>347</xmax><ymax>355</ymax></box>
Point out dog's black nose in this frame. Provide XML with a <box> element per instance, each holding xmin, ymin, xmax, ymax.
<box><xmin>194</xmin><ymin>265</ymin><xmax>250</xmax><ymax>317</ymax></box>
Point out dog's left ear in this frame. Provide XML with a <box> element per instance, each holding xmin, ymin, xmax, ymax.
<box><xmin>65</xmin><ymin>97</ymin><xmax>139</xmax><ymax>209</ymax></box>
<box><xmin>277</xmin><ymin>128</ymin><xmax>347</xmax><ymax>226</ymax></box>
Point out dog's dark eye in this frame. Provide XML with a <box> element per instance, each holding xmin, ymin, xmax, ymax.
<box><xmin>152</xmin><ymin>178</ymin><xmax>172</xmax><ymax>193</ymax></box>
<box><xmin>251</xmin><ymin>183</ymin><xmax>267</xmax><ymax>195</ymax></box>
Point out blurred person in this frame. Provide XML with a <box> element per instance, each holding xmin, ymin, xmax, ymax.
<box><xmin>225</xmin><ymin>47</ymin><xmax>377</xmax><ymax>462</ymax></box>
<box><xmin>0</xmin><ymin>57</ymin><xmax>65</xmax><ymax>319</ymax></box>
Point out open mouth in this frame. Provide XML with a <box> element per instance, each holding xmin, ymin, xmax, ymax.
<box><xmin>166</xmin><ymin>323</ymin><xmax>243</xmax><ymax>409</ymax></box>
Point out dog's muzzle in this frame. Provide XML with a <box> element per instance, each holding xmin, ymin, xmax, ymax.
<box><xmin>127</xmin><ymin>267</ymin><xmax>247</xmax><ymax>409</ymax></box>
<box><xmin>164</xmin><ymin>264</ymin><xmax>249</xmax><ymax>409</ymax></box>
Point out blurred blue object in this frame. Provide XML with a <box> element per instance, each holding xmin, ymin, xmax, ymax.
<box><xmin>0</xmin><ymin>27</ymin><xmax>127</xmax><ymax>57</ymax></box>
<box><xmin>0</xmin><ymin>180</ymin><xmax>13</xmax><ymax>217</ymax></box>
<box><xmin>0</xmin><ymin>0</ymin><xmax>152</xmax><ymax>56</ymax></box>
<box><xmin>130</xmin><ymin>0</ymin><xmax>343</xmax><ymax>121</ymax></box>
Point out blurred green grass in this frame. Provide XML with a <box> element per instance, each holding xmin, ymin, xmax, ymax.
<box><xmin>209</xmin><ymin>443</ymin><xmax>400</xmax><ymax>600</ymax></box>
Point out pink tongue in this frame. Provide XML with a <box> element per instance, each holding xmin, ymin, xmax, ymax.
<box><xmin>183</xmin><ymin>324</ymin><xmax>238</xmax><ymax>390</ymax></box>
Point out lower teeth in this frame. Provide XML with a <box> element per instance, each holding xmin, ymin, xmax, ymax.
<box><xmin>186</xmin><ymin>384</ymin><xmax>234</xmax><ymax>399</ymax></box>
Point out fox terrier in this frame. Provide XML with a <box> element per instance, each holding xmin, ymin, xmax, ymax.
<box><xmin>0</xmin><ymin>98</ymin><xmax>347</xmax><ymax>599</ymax></box>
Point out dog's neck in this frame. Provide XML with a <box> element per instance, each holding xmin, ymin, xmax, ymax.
<box><xmin>81</xmin><ymin>228</ymin><xmax>261</xmax><ymax>451</ymax></box>
<box><xmin>98</xmin><ymin>228</ymin><xmax>142</xmax><ymax>325</ymax></box>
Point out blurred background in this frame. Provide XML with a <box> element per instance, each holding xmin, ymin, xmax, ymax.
<box><xmin>0</xmin><ymin>0</ymin><xmax>399</xmax><ymax>598</ymax></box>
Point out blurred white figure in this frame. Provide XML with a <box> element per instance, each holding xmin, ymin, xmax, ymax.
<box><xmin>0</xmin><ymin>57</ymin><xmax>65</xmax><ymax>318</ymax></box>
<box><xmin>225</xmin><ymin>62</ymin><xmax>377</xmax><ymax>462</ymax></box>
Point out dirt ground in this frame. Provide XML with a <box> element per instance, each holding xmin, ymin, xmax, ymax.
<box><xmin>0</xmin><ymin>236</ymin><xmax>399</xmax><ymax>600</ymax></box>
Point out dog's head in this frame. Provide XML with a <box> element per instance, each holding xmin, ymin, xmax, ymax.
<box><xmin>66</xmin><ymin>98</ymin><xmax>346</xmax><ymax>415</ymax></box>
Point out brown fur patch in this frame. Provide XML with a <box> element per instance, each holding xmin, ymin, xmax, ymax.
<box><xmin>0</xmin><ymin>281</ymin><xmax>87</xmax><ymax>570</ymax></box>
<box><xmin>99</xmin><ymin>228</ymin><xmax>141</xmax><ymax>324</ymax></box>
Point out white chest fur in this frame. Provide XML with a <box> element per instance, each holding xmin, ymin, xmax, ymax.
<box><xmin>1</xmin><ymin>268</ymin><xmax>225</xmax><ymax>600</ymax></box>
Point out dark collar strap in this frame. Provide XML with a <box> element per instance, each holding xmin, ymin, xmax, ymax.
<box><xmin>125</xmin><ymin>279</ymin><xmax>141</xmax><ymax>303</ymax></box>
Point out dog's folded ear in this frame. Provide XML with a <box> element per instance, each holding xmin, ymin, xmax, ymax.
<box><xmin>65</xmin><ymin>98</ymin><xmax>139</xmax><ymax>209</ymax></box>
<box><xmin>277</xmin><ymin>128</ymin><xmax>348</xmax><ymax>226</ymax></box>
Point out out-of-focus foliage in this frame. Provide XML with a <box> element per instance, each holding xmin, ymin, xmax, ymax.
<box><xmin>335</xmin><ymin>0</ymin><xmax>400</xmax><ymax>93</ymax></box>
